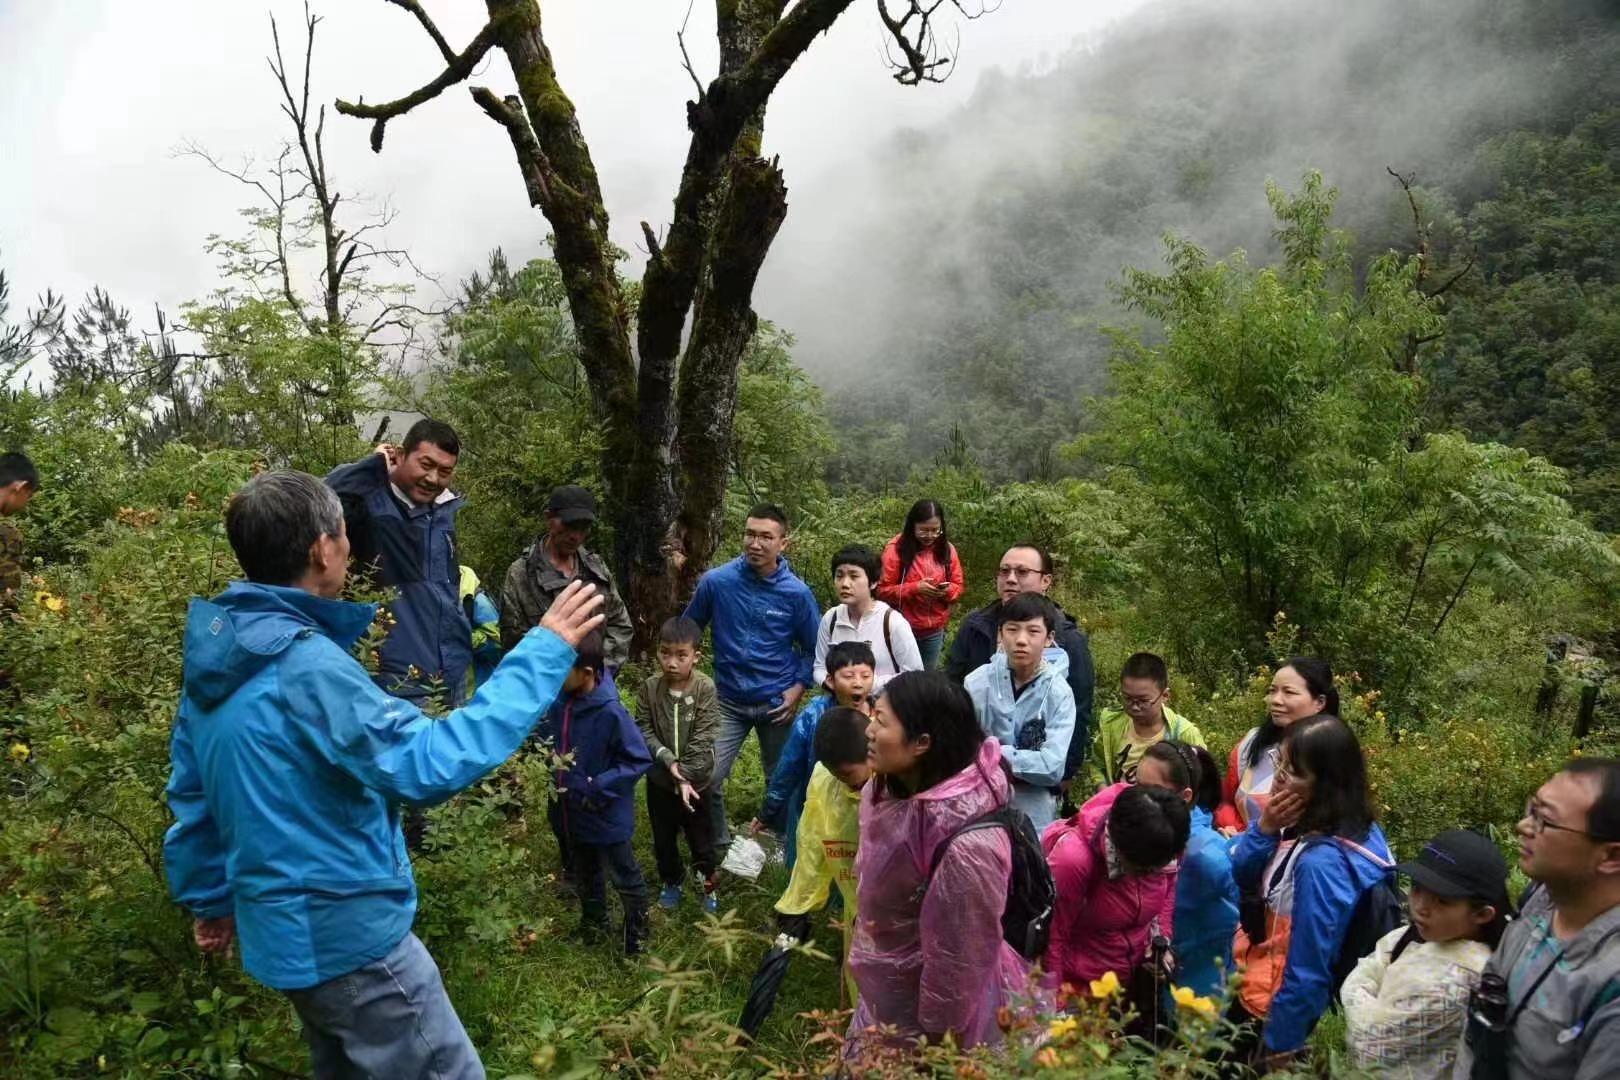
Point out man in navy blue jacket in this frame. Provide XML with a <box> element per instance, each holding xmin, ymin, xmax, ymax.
<box><xmin>326</xmin><ymin>419</ymin><xmax>471</xmax><ymax>706</ymax></box>
<box><xmin>683</xmin><ymin>503</ymin><xmax>820</xmax><ymax>850</ymax></box>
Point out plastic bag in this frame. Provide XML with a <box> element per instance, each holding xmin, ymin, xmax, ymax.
<box><xmin>721</xmin><ymin>836</ymin><xmax>768</xmax><ymax>880</ymax></box>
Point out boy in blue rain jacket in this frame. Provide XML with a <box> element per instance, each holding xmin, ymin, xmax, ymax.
<box><xmin>163</xmin><ymin>470</ymin><xmax>603</xmax><ymax>1080</ymax></box>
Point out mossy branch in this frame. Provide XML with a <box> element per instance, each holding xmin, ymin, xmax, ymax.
<box><xmin>334</xmin><ymin>21</ymin><xmax>498</xmax><ymax>152</ymax></box>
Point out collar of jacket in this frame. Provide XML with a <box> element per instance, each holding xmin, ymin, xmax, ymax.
<box><xmin>388</xmin><ymin>478</ymin><xmax>461</xmax><ymax>517</ymax></box>
<box><xmin>212</xmin><ymin>580</ymin><xmax>377</xmax><ymax>649</ymax></box>
<box><xmin>730</xmin><ymin>553</ymin><xmax>801</xmax><ymax>588</ymax></box>
<box><xmin>527</xmin><ymin>540</ymin><xmax>608</xmax><ymax>583</ymax></box>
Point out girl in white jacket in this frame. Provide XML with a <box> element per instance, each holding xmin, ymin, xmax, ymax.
<box><xmin>1342</xmin><ymin>829</ymin><xmax>1512</xmax><ymax>1079</ymax></box>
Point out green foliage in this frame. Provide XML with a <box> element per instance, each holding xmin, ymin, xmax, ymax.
<box><xmin>419</xmin><ymin>251</ymin><xmax>602</xmax><ymax>588</ymax></box>
<box><xmin>1084</xmin><ymin>173</ymin><xmax>1618</xmax><ymax>713</ymax></box>
<box><xmin>1428</xmin><ymin>109</ymin><xmax>1620</xmax><ymax>528</ymax></box>
<box><xmin>731</xmin><ymin>324</ymin><xmax>834</xmax><ymax>521</ymax></box>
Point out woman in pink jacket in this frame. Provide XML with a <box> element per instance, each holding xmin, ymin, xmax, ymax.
<box><xmin>1041</xmin><ymin>778</ymin><xmax>1189</xmax><ymax>993</ymax></box>
<box><xmin>846</xmin><ymin>671</ymin><xmax>1031</xmax><ymax>1055</ymax></box>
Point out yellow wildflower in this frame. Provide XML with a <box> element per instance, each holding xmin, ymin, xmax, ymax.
<box><xmin>1171</xmin><ymin>985</ymin><xmax>1218</xmax><ymax>1021</ymax></box>
<box><xmin>1089</xmin><ymin>970</ymin><xmax>1121</xmax><ymax>999</ymax></box>
<box><xmin>1046</xmin><ymin>1015</ymin><xmax>1078</xmax><ymax>1040</ymax></box>
<box><xmin>35</xmin><ymin>591</ymin><xmax>65</xmax><ymax>612</ymax></box>
<box><xmin>9</xmin><ymin>743</ymin><xmax>28</xmax><ymax>762</ymax></box>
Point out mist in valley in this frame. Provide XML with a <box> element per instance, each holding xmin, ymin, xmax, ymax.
<box><xmin>757</xmin><ymin>0</ymin><xmax>1616</xmax><ymax>481</ymax></box>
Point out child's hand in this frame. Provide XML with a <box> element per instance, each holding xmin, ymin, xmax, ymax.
<box><xmin>747</xmin><ymin>817</ymin><xmax>767</xmax><ymax>836</ymax></box>
<box><xmin>678</xmin><ymin>781</ymin><xmax>699</xmax><ymax>811</ymax></box>
<box><xmin>193</xmin><ymin>915</ymin><xmax>235</xmax><ymax>955</ymax></box>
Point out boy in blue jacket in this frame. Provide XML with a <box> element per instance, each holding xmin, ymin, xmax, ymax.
<box><xmin>964</xmin><ymin>592</ymin><xmax>1077</xmax><ymax>831</ymax></box>
<box><xmin>163</xmin><ymin>470</ymin><xmax>603</xmax><ymax>1079</ymax></box>
<box><xmin>542</xmin><ymin>631</ymin><xmax>654</xmax><ymax>954</ymax></box>
<box><xmin>750</xmin><ymin>640</ymin><xmax>875</xmax><ymax>868</ymax></box>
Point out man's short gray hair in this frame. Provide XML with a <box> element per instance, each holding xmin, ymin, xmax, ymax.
<box><xmin>225</xmin><ymin>470</ymin><xmax>345</xmax><ymax>586</ymax></box>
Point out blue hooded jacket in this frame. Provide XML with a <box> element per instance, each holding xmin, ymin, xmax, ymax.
<box><xmin>758</xmin><ymin>694</ymin><xmax>833</xmax><ymax>868</ymax></box>
<box><xmin>1231</xmin><ymin>821</ymin><xmax>1394</xmax><ymax>1053</ymax></box>
<box><xmin>682</xmin><ymin>556</ymin><xmax>819</xmax><ymax>705</ymax></box>
<box><xmin>1170</xmin><ymin>805</ymin><xmax>1240</xmax><ymax>997</ymax></box>
<box><xmin>326</xmin><ymin>454</ymin><xmax>471</xmax><ymax>705</ymax></box>
<box><xmin>539</xmin><ymin>673</ymin><xmax>652</xmax><ymax>846</ymax></box>
<box><xmin>162</xmin><ymin>581</ymin><xmax>576</xmax><ymax>991</ymax></box>
<box><xmin>964</xmin><ymin>648</ymin><xmax>1077</xmax><ymax>824</ymax></box>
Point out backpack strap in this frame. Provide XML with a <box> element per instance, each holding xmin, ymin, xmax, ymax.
<box><xmin>1333</xmin><ymin>834</ymin><xmax>1395</xmax><ymax>871</ymax></box>
<box><xmin>928</xmin><ymin>809</ymin><xmax>1009</xmax><ymax>879</ymax></box>
<box><xmin>881</xmin><ymin>609</ymin><xmax>897</xmax><ymax>671</ymax></box>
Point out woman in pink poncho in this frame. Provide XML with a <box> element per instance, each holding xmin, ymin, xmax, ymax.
<box><xmin>846</xmin><ymin>671</ymin><xmax>1032</xmax><ymax>1055</ymax></box>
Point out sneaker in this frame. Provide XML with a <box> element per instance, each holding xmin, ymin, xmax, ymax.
<box><xmin>698</xmin><ymin>872</ymin><xmax>719</xmax><ymax>914</ymax></box>
<box><xmin>658</xmin><ymin>884</ymin><xmax>682</xmax><ymax>910</ymax></box>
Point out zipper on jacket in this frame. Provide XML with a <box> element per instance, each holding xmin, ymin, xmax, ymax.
<box><xmin>559</xmin><ymin>700</ymin><xmax>573</xmax><ymax>837</ymax></box>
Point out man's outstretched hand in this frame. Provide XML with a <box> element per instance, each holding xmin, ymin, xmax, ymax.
<box><xmin>194</xmin><ymin>915</ymin><xmax>235</xmax><ymax>955</ymax></box>
<box><xmin>539</xmin><ymin>579</ymin><xmax>605</xmax><ymax>648</ymax></box>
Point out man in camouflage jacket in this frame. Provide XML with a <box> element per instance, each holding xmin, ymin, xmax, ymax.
<box><xmin>500</xmin><ymin>485</ymin><xmax>633</xmax><ymax>671</ymax></box>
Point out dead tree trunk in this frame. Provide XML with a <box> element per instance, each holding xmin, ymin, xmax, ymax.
<box><xmin>336</xmin><ymin>0</ymin><xmax>969</xmax><ymax>653</ymax></box>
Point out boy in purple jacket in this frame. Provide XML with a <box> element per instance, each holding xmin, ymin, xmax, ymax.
<box><xmin>543</xmin><ymin>631</ymin><xmax>653</xmax><ymax>954</ymax></box>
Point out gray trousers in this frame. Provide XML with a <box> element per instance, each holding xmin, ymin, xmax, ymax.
<box><xmin>284</xmin><ymin>933</ymin><xmax>482</xmax><ymax>1080</ymax></box>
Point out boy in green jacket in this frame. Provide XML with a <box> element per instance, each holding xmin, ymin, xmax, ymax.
<box><xmin>636</xmin><ymin>616</ymin><xmax>723</xmax><ymax>912</ymax></box>
<box><xmin>1091</xmin><ymin>651</ymin><xmax>1205</xmax><ymax>789</ymax></box>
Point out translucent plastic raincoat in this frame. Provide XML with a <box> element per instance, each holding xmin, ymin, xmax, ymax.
<box><xmin>846</xmin><ymin>738</ymin><xmax>1032</xmax><ymax>1052</ymax></box>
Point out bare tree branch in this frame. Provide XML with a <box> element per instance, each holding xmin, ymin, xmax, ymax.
<box><xmin>876</xmin><ymin>0</ymin><xmax>994</xmax><ymax>85</ymax></box>
<box><xmin>383</xmin><ymin>0</ymin><xmax>458</xmax><ymax>63</ymax></box>
<box><xmin>335</xmin><ymin>21</ymin><xmax>499</xmax><ymax>152</ymax></box>
<box><xmin>469</xmin><ymin>87</ymin><xmax>557</xmax><ymax>210</ymax></box>
<box><xmin>677</xmin><ymin>0</ymin><xmax>706</xmax><ymax>101</ymax></box>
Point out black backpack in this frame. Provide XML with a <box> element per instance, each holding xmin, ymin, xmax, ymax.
<box><xmin>928</xmin><ymin>795</ymin><xmax>1056</xmax><ymax>962</ymax></box>
<box><xmin>1328</xmin><ymin>837</ymin><xmax>1406</xmax><ymax>996</ymax></box>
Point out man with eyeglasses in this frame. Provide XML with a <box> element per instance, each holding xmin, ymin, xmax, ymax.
<box><xmin>944</xmin><ymin>543</ymin><xmax>1095</xmax><ymax>800</ymax></box>
<box><xmin>683</xmin><ymin>503</ymin><xmax>820</xmax><ymax>852</ymax></box>
<box><xmin>1455</xmin><ymin>758</ymin><xmax>1620</xmax><ymax>1079</ymax></box>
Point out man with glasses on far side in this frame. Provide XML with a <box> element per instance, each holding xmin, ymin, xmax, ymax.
<box><xmin>945</xmin><ymin>543</ymin><xmax>1095</xmax><ymax>808</ymax></box>
<box><xmin>1455</xmin><ymin>758</ymin><xmax>1620</xmax><ymax>1080</ymax></box>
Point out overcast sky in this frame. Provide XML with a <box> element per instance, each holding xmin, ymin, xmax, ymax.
<box><xmin>1</xmin><ymin>0</ymin><xmax>1148</xmax><ymax>346</ymax></box>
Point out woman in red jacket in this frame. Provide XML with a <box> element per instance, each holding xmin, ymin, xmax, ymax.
<box><xmin>877</xmin><ymin>499</ymin><xmax>964</xmax><ymax>670</ymax></box>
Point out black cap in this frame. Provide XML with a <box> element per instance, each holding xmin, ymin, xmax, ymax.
<box><xmin>546</xmin><ymin>485</ymin><xmax>597</xmax><ymax>525</ymax></box>
<box><xmin>1395</xmin><ymin>829</ymin><xmax>1510</xmax><ymax>904</ymax></box>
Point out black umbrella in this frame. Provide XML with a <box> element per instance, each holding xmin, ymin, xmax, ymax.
<box><xmin>738</xmin><ymin>915</ymin><xmax>812</xmax><ymax>1038</ymax></box>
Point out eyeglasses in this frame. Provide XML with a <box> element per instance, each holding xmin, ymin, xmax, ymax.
<box><xmin>915</xmin><ymin>528</ymin><xmax>943</xmax><ymax>540</ymax></box>
<box><xmin>1123</xmin><ymin>692</ymin><xmax>1164</xmax><ymax>711</ymax></box>
<box><xmin>997</xmin><ymin>565</ymin><xmax>1044</xmax><ymax>580</ymax></box>
<box><xmin>1523</xmin><ymin>796</ymin><xmax>1604</xmax><ymax>839</ymax></box>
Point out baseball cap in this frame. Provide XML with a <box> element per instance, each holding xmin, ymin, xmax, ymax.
<box><xmin>1395</xmin><ymin>829</ymin><xmax>1510</xmax><ymax>904</ymax></box>
<box><xmin>546</xmin><ymin>485</ymin><xmax>597</xmax><ymax>526</ymax></box>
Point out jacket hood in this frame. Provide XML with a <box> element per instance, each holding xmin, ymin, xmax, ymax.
<box><xmin>1190</xmin><ymin>804</ymin><xmax>1214</xmax><ymax>833</ymax></box>
<box><xmin>984</xmin><ymin>648</ymin><xmax>1070</xmax><ymax>706</ymax></box>
<box><xmin>1303</xmin><ymin>824</ymin><xmax>1393</xmax><ymax>892</ymax></box>
<box><xmin>1043</xmin><ymin>780</ymin><xmax>1125</xmax><ymax>857</ymax></box>
<box><xmin>182</xmin><ymin>582</ymin><xmax>377</xmax><ymax>709</ymax></box>
<box><xmin>914</xmin><ymin>736</ymin><xmax>1011</xmax><ymax>804</ymax></box>
<box><xmin>564</xmin><ymin>670</ymin><xmax>623</xmax><ymax>716</ymax></box>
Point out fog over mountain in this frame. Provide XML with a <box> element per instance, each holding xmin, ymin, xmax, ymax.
<box><xmin>754</xmin><ymin>0</ymin><xmax>1615</xmax><ymax>476</ymax></box>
